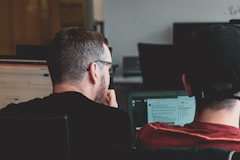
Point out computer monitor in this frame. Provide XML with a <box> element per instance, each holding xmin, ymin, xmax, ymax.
<box><xmin>138</xmin><ymin>43</ymin><xmax>183</xmax><ymax>90</ymax></box>
<box><xmin>16</xmin><ymin>44</ymin><xmax>50</xmax><ymax>60</ymax></box>
<box><xmin>0</xmin><ymin>58</ymin><xmax>52</xmax><ymax>109</ymax></box>
<box><xmin>173</xmin><ymin>22</ymin><xmax>228</xmax><ymax>46</ymax></box>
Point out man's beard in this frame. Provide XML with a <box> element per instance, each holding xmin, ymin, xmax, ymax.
<box><xmin>95</xmin><ymin>75</ymin><xmax>107</xmax><ymax>104</ymax></box>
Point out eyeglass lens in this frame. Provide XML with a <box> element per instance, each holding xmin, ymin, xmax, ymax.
<box><xmin>109</xmin><ymin>65</ymin><xmax>118</xmax><ymax>77</ymax></box>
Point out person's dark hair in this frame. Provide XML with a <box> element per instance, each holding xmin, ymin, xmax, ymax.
<box><xmin>182</xmin><ymin>24</ymin><xmax>240</xmax><ymax>107</ymax></box>
<box><xmin>47</xmin><ymin>27</ymin><xmax>108</xmax><ymax>85</ymax></box>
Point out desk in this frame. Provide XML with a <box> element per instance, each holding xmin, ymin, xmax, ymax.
<box><xmin>113</xmin><ymin>76</ymin><xmax>143</xmax><ymax>112</ymax></box>
<box><xmin>114</xmin><ymin>76</ymin><xmax>143</xmax><ymax>84</ymax></box>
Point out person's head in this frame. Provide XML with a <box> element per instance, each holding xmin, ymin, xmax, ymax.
<box><xmin>47</xmin><ymin>27</ymin><xmax>117</xmax><ymax>102</ymax></box>
<box><xmin>182</xmin><ymin>24</ymin><xmax>240</xmax><ymax>110</ymax></box>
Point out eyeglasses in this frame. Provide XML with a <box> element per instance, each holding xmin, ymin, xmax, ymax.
<box><xmin>87</xmin><ymin>60</ymin><xmax>119</xmax><ymax>77</ymax></box>
<box><xmin>96</xmin><ymin>60</ymin><xmax>119</xmax><ymax>77</ymax></box>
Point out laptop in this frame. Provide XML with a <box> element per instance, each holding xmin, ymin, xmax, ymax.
<box><xmin>0</xmin><ymin>58</ymin><xmax>52</xmax><ymax>109</ymax></box>
<box><xmin>0</xmin><ymin>115</ymin><xmax>71</xmax><ymax>160</ymax></box>
<box><xmin>137</xmin><ymin>43</ymin><xmax>183</xmax><ymax>90</ymax></box>
<box><xmin>128</xmin><ymin>90</ymin><xmax>196</xmax><ymax>148</ymax></box>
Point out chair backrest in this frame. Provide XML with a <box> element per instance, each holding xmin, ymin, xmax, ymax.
<box><xmin>0</xmin><ymin>115</ymin><xmax>71</xmax><ymax>160</ymax></box>
<box><xmin>134</xmin><ymin>147</ymin><xmax>234</xmax><ymax>160</ymax></box>
<box><xmin>106</xmin><ymin>147</ymin><xmax>238</xmax><ymax>160</ymax></box>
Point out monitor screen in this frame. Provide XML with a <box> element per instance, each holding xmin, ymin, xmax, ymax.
<box><xmin>0</xmin><ymin>58</ymin><xmax>52</xmax><ymax>109</ymax></box>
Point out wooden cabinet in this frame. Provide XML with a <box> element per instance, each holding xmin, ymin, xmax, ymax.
<box><xmin>0</xmin><ymin>0</ymin><xmax>91</xmax><ymax>55</ymax></box>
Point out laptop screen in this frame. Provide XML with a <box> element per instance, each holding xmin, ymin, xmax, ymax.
<box><xmin>0</xmin><ymin>58</ymin><xmax>52</xmax><ymax>109</ymax></box>
<box><xmin>128</xmin><ymin>90</ymin><xmax>196</xmax><ymax>148</ymax></box>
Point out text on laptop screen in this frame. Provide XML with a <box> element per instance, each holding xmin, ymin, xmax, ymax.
<box><xmin>0</xmin><ymin>59</ymin><xmax>52</xmax><ymax>109</ymax></box>
<box><xmin>128</xmin><ymin>90</ymin><xmax>196</xmax><ymax>130</ymax></box>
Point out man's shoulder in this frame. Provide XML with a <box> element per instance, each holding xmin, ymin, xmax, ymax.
<box><xmin>139</xmin><ymin>122</ymin><xmax>184</xmax><ymax>133</ymax></box>
<box><xmin>0</xmin><ymin>97</ymin><xmax>46</xmax><ymax>115</ymax></box>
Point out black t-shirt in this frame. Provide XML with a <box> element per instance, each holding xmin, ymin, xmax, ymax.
<box><xmin>0</xmin><ymin>91</ymin><xmax>133</xmax><ymax>159</ymax></box>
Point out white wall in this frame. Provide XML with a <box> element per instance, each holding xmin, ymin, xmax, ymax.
<box><xmin>103</xmin><ymin>0</ymin><xmax>240</xmax><ymax>75</ymax></box>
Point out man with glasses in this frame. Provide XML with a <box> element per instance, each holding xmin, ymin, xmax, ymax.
<box><xmin>0</xmin><ymin>27</ymin><xmax>132</xmax><ymax>159</ymax></box>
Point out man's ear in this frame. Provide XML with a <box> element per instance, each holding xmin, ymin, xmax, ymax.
<box><xmin>182</xmin><ymin>73</ymin><xmax>193</xmax><ymax>97</ymax></box>
<box><xmin>88</xmin><ymin>62</ymin><xmax>98</xmax><ymax>84</ymax></box>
